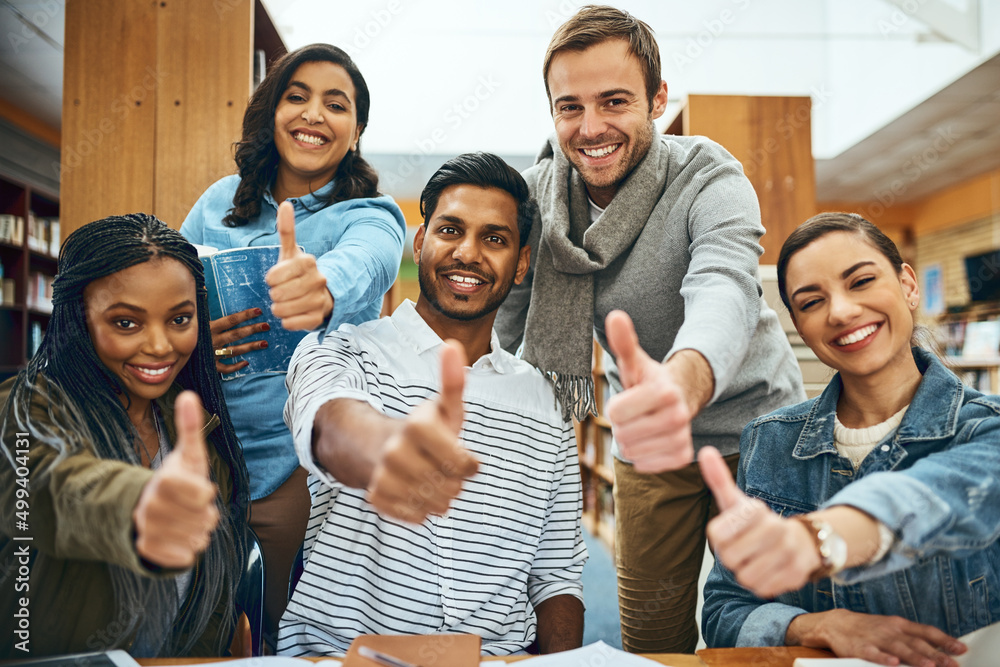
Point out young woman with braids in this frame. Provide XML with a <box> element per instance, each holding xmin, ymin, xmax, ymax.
<box><xmin>0</xmin><ymin>214</ymin><xmax>249</xmax><ymax>657</ymax></box>
<box><xmin>180</xmin><ymin>43</ymin><xmax>405</xmax><ymax>643</ymax></box>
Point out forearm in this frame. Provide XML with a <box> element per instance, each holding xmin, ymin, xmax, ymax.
<box><xmin>534</xmin><ymin>594</ymin><xmax>584</xmax><ymax>654</ymax></box>
<box><xmin>665</xmin><ymin>348</ymin><xmax>715</xmax><ymax>417</ymax></box>
<box><xmin>311</xmin><ymin>398</ymin><xmax>399</xmax><ymax>489</ymax></box>
<box><xmin>786</xmin><ymin>610</ymin><xmax>837</xmax><ymax>648</ymax></box>
<box><xmin>810</xmin><ymin>505</ymin><xmax>883</xmax><ymax>569</ymax></box>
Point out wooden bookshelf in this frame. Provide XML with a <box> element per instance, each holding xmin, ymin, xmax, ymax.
<box><xmin>576</xmin><ymin>340</ymin><xmax>616</xmax><ymax>552</ymax></box>
<box><xmin>0</xmin><ymin>173</ymin><xmax>59</xmax><ymax>382</ymax></box>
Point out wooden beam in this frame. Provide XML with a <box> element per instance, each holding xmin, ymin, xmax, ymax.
<box><xmin>153</xmin><ymin>0</ymin><xmax>253</xmax><ymax>228</ymax></box>
<box><xmin>62</xmin><ymin>0</ymin><xmax>158</xmax><ymax>236</ymax></box>
<box><xmin>684</xmin><ymin>95</ymin><xmax>816</xmax><ymax>264</ymax></box>
<box><xmin>910</xmin><ymin>168</ymin><xmax>1000</xmax><ymax>237</ymax></box>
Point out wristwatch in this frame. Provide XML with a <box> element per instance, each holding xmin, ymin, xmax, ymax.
<box><xmin>792</xmin><ymin>514</ymin><xmax>848</xmax><ymax>581</ymax></box>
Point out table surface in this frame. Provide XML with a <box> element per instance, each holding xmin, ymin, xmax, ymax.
<box><xmin>139</xmin><ymin>646</ymin><xmax>834</xmax><ymax>666</ymax></box>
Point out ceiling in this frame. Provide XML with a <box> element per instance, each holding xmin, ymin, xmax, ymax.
<box><xmin>815</xmin><ymin>52</ymin><xmax>1000</xmax><ymax>203</ymax></box>
<box><xmin>1</xmin><ymin>0</ymin><xmax>998</xmax><ymax>205</ymax></box>
<box><xmin>0</xmin><ymin>0</ymin><xmax>63</xmax><ymax>129</ymax></box>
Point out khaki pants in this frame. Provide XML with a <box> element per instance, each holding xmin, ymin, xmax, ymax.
<box><xmin>613</xmin><ymin>453</ymin><xmax>740</xmax><ymax>654</ymax></box>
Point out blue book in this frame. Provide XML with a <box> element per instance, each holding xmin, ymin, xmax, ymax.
<box><xmin>195</xmin><ymin>244</ymin><xmax>309</xmax><ymax>380</ymax></box>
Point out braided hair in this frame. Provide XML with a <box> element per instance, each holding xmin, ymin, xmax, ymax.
<box><xmin>2</xmin><ymin>213</ymin><xmax>249</xmax><ymax>656</ymax></box>
<box><xmin>224</xmin><ymin>43</ymin><xmax>380</xmax><ymax>227</ymax></box>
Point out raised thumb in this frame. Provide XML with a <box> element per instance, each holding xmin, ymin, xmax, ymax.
<box><xmin>438</xmin><ymin>340</ymin><xmax>467</xmax><ymax>433</ymax></box>
<box><xmin>276</xmin><ymin>201</ymin><xmax>300</xmax><ymax>261</ymax></box>
<box><xmin>698</xmin><ymin>446</ymin><xmax>743</xmax><ymax>512</ymax></box>
<box><xmin>605</xmin><ymin>309</ymin><xmax>647</xmax><ymax>388</ymax></box>
<box><xmin>171</xmin><ymin>391</ymin><xmax>210</xmax><ymax>476</ymax></box>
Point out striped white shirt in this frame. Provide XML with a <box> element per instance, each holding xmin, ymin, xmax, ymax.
<box><xmin>277</xmin><ymin>300</ymin><xmax>587</xmax><ymax>657</ymax></box>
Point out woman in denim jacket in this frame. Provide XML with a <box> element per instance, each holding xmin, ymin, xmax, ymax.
<box><xmin>701</xmin><ymin>212</ymin><xmax>999</xmax><ymax>667</ymax></box>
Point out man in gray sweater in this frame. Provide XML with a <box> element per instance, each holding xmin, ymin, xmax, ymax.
<box><xmin>494</xmin><ymin>5</ymin><xmax>805</xmax><ymax>654</ymax></box>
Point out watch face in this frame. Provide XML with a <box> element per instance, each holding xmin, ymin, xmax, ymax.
<box><xmin>823</xmin><ymin>526</ymin><xmax>849</xmax><ymax>571</ymax></box>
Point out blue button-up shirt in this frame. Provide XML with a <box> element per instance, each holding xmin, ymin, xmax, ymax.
<box><xmin>181</xmin><ymin>175</ymin><xmax>406</xmax><ymax>499</ymax></box>
<box><xmin>703</xmin><ymin>348</ymin><xmax>1000</xmax><ymax>648</ymax></box>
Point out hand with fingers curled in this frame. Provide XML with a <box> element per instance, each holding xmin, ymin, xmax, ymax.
<box><xmin>133</xmin><ymin>392</ymin><xmax>221</xmax><ymax>569</ymax></box>
<box><xmin>604</xmin><ymin>309</ymin><xmax>695</xmax><ymax>473</ymax></box>
<box><xmin>209</xmin><ymin>306</ymin><xmax>269</xmax><ymax>374</ymax></box>
<box><xmin>700</xmin><ymin>446</ymin><xmax>822</xmax><ymax>599</ymax></box>
<box><xmin>365</xmin><ymin>341</ymin><xmax>479</xmax><ymax>523</ymax></box>
<box><xmin>265</xmin><ymin>200</ymin><xmax>334</xmax><ymax>331</ymax></box>
<box><xmin>786</xmin><ymin>609</ymin><xmax>967</xmax><ymax>667</ymax></box>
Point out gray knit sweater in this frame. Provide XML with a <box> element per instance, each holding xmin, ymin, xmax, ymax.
<box><xmin>495</xmin><ymin>134</ymin><xmax>805</xmax><ymax>457</ymax></box>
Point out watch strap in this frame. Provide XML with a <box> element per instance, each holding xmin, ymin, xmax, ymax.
<box><xmin>791</xmin><ymin>514</ymin><xmax>847</xmax><ymax>581</ymax></box>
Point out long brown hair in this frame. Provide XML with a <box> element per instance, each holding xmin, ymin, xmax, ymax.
<box><xmin>224</xmin><ymin>43</ymin><xmax>380</xmax><ymax>227</ymax></box>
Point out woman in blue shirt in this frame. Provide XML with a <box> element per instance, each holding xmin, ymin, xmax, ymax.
<box><xmin>700</xmin><ymin>213</ymin><xmax>999</xmax><ymax>667</ymax></box>
<box><xmin>181</xmin><ymin>43</ymin><xmax>406</xmax><ymax>645</ymax></box>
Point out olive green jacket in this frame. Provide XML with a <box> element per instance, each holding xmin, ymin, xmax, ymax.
<box><xmin>0</xmin><ymin>376</ymin><xmax>236</xmax><ymax>658</ymax></box>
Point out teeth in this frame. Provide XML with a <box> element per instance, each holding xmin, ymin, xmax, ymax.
<box><xmin>448</xmin><ymin>275</ymin><xmax>483</xmax><ymax>285</ymax></box>
<box><xmin>582</xmin><ymin>144</ymin><xmax>620</xmax><ymax>158</ymax></box>
<box><xmin>136</xmin><ymin>366</ymin><xmax>170</xmax><ymax>376</ymax></box>
<box><xmin>293</xmin><ymin>132</ymin><xmax>326</xmax><ymax>145</ymax></box>
<box><xmin>836</xmin><ymin>324</ymin><xmax>878</xmax><ymax>346</ymax></box>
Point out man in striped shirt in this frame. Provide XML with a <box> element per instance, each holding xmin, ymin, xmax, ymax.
<box><xmin>278</xmin><ymin>153</ymin><xmax>587</xmax><ymax>656</ymax></box>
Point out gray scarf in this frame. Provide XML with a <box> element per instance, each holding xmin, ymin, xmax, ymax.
<box><xmin>523</xmin><ymin>133</ymin><xmax>671</xmax><ymax>421</ymax></box>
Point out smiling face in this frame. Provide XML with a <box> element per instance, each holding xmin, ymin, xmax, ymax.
<box><xmin>414</xmin><ymin>184</ymin><xmax>530</xmax><ymax>325</ymax></box>
<box><xmin>84</xmin><ymin>257</ymin><xmax>199</xmax><ymax>420</ymax></box>
<box><xmin>546</xmin><ymin>39</ymin><xmax>668</xmax><ymax>208</ymax></box>
<box><xmin>273</xmin><ymin>60</ymin><xmax>362</xmax><ymax>198</ymax></box>
<box><xmin>784</xmin><ymin>231</ymin><xmax>920</xmax><ymax>384</ymax></box>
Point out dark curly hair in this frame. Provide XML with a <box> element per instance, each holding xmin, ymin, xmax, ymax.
<box><xmin>224</xmin><ymin>43</ymin><xmax>380</xmax><ymax>227</ymax></box>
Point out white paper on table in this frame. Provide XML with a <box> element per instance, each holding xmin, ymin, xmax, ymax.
<box><xmin>956</xmin><ymin>619</ymin><xmax>1000</xmax><ymax>666</ymax></box>
<box><xmin>511</xmin><ymin>641</ymin><xmax>666</xmax><ymax>665</ymax></box>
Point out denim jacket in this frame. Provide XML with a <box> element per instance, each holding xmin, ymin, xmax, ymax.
<box><xmin>703</xmin><ymin>348</ymin><xmax>1000</xmax><ymax>648</ymax></box>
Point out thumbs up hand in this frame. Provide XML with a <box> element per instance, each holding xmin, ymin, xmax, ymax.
<box><xmin>133</xmin><ymin>392</ymin><xmax>221</xmax><ymax>569</ymax></box>
<box><xmin>265</xmin><ymin>201</ymin><xmax>334</xmax><ymax>331</ymax></box>
<box><xmin>604</xmin><ymin>310</ymin><xmax>694</xmax><ymax>473</ymax></box>
<box><xmin>701</xmin><ymin>447</ymin><xmax>820</xmax><ymax>598</ymax></box>
<box><xmin>367</xmin><ymin>340</ymin><xmax>480</xmax><ymax>524</ymax></box>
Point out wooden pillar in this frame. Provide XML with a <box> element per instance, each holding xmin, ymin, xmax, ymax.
<box><xmin>676</xmin><ymin>95</ymin><xmax>816</xmax><ymax>264</ymax></box>
<box><xmin>61</xmin><ymin>0</ymin><xmax>257</xmax><ymax>234</ymax></box>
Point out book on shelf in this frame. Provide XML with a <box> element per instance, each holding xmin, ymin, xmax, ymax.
<box><xmin>598</xmin><ymin>483</ymin><xmax>615</xmax><ymax>530</ymax></box>
<box><xmin>0</xmin><ymin>263</ymin><xmax>13</xmax><ymax>307</ymax></box>
<box><xmin>26</xmin><ymin>271</ymin><xmax>54</xmax><ymax>313</ymax></box>
<box><xmin>23</xmin><ymin>214</ymin><xmax>60</xmax><ymax>256</ymax></box>
<box><xmin>195</xmin><ymin>244</ymin><xmax>309</xmax><ymax>380</ymax></box>
<box><xmin>0</xmin><ymin>214</ymin><xmax>24</xmax><ymax>245</ymax></box>
<box><xmin>27</xmin><ymin>321</ymin><xmax>44</xmax><ymax>357</ymax></box>
<box><xmin>961</xmin><ymin>319</ymin><xmax>1000</xmax><ymax>358</ymax></box>
<box><xmin>599</xmin><ymin>428</ymin><xmax>615</xmax><ymax>471</ymax></box>
<box><xmin>1</xmin><ymin>278</ymin><xmax>14</xmax><ymax>306</ymax></box>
